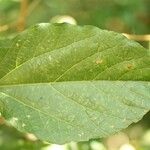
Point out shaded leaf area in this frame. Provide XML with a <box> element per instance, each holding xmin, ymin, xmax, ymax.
<box><xmin>0</xmin><ymin>23</ymin><xmax>149</xmax><ymax>144</ymax></box>
<box><xmin>0</xmin><ymin>123</ymin><xmax>47</xmax><ymax>150</ymax></box>
<box><xmin>0</xmin><ymin>81</ymin><xmax>150</xmax><ymax>144</ymax></box>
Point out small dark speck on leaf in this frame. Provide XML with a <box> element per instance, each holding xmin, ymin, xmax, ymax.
<box><xmin>39</xmin><ymin>97</ymin><xmax>43</xmax><ymax>100</ymax></box>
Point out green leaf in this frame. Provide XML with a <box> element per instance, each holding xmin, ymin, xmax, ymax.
<box><xmin>0</xmin><ymin>23</ymin><xmax>149</xmax><ymax>144</ymax></box>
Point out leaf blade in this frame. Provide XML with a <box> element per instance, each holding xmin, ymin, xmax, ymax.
<box><xmin>0</xmin><ymin>23</ymin><xmax>149</xmax><ymax>144</ymax></box>
<box><xmin>0</xmin><ymin>81</ymin><xmax>149</xmax><ymax>143</ymax></box>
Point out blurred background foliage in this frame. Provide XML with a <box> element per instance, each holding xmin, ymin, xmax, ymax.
<box><xmin>0</xmin><ymin>0</ymin><xmax>150</xmax><ymax>35</ymax></box>
<box><xmin>0</xmin><ymin>0</ymin><xmax>150</xmax><ymax>149</ymax></box>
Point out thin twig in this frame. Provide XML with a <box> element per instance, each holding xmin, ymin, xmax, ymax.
<box><xmin>0</xmin><ymin>0</ymin><xmax>40</xmax><ymax>33</ymax></box>
<box><xmin>123</xmin><ymin>33</ymin><xmax>150</xmax><ymax>41</ymax></box>
<box><xmin>17</xmin><ymin>0</ymin><xmax>29</xmax><ymax>31</ymax></box>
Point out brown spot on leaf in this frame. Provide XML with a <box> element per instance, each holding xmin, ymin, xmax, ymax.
<box><xmin>127</xmin><ymin>64</ymin><xmax>134</xmax><ymax>70</ymax></box>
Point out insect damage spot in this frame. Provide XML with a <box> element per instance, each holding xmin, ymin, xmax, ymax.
<box><xmin>126</xmin><ymin>64</ymin><xmax>134</xmax><ymax>70</ymax></box>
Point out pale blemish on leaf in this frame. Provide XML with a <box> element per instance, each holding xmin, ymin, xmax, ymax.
<box><xmin>16</xmin><ymin>43</ymin><xmax>19</xmax><ymax>47</ymax></box>
<box><xmin>9</xmin><ymin>117</ymin><xmax>19</xmax><ymax>126</ymax></box>
<box><xmin>95</xmin><ymin>59</ymin><xmax>103</xmax><ymax>64</ymax></box>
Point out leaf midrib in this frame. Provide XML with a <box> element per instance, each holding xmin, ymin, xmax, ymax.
<box><xmin>0</xmin><ymin>80</ymin><xmax>149</xmax><ymax>88</ymax></box>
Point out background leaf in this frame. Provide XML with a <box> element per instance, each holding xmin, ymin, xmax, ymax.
<box><xmin>0</xmin><ymin>123</ymin><xmax>47</xmax><ymax>150</ymax></box>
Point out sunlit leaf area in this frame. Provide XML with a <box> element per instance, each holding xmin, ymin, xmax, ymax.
<box><xmin>0</xmin><ymin>0</ymin><xmax>150</xmax><ymax>150</ymax></box>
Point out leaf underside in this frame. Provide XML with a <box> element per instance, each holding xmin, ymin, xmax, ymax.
<box><xmin>0</xmin><ymin>23</ymin><xmax>150</xmax><ymax>144</ymax></box>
